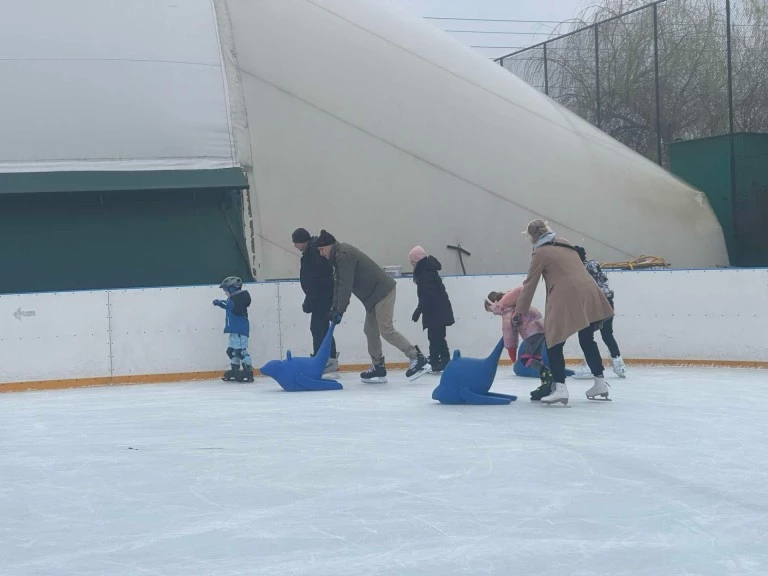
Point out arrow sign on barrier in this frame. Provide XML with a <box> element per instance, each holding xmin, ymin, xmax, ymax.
<box><xmin>13</xmin><ymin>307</ymin><xmax>36</xmax><ymax>321</ymax></box>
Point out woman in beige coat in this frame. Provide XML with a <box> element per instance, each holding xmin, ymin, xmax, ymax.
<box><xmin>514</xmin><ymin>220</ymin><xmax>615</xmax><ymax>405</ymax></box>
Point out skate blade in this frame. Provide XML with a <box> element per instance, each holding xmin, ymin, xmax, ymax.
<box><xmin>361</xmin><ymin>377</ymin><xmax>387</xmax><ymax>384</ymax></box>
<box><xmin>587</xmin><ymin>395</ymin><xmax>612</xmax><ymax>401</ymax></box>
<box><xmin>406</xmin><ymin>365</ymin><xmax>431</xmax><ymax>381</ymax></box>
<box><xmin>541</xmin><ymin>398</ymin><xmax>569</xmax><ymax>406</ymax></box>
<box><xmin>322</xmin><ymin>371</ymin><xmax>340</xmax><ymax>380</ymax></box>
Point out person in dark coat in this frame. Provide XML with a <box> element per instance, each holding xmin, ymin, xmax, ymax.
<box><xmin>292</xmin><ymin>228</ymin><xmax>338</xmax><ymax>371</ymax></box>
<box><xmin>408</xmin><ymin>246</ymin><xmax>455</xmax><ymax>373</ymax></box>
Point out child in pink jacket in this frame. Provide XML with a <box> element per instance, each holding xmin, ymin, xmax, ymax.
<box><xmin>485</xmin><ymin>287</ymin><xmax>556</xmax><ymax>400</ymax></box>
<box><xmin>485</xmin><ymin>287</ymin><xmax>546</xmax><ymax>364</ymax></box>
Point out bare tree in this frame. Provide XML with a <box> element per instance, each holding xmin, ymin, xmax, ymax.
<box><xmin>502</xmin><ymin>0</ymin><xmax>768</xmax><ymax>163</ymax></box>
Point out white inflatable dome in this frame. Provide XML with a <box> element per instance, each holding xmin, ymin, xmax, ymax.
<box><xmin>0</xmin><ymin>0</ymin><xmax>728</xmax><ymax>277</ymax></box>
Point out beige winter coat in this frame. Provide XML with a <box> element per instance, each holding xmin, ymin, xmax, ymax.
<box><xmin>516</xmin><ymin>237</ymin><xmax>614</xmax><ymax>347</ymax></box>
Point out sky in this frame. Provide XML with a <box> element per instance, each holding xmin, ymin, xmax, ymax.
<box><xmin>393</xmin><ymin>0</ymin><xmax>588</xmax><ymax>59</ymax></box>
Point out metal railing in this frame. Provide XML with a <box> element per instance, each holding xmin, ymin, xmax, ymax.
<box><xmin>496</xmin><ymin>0</ymin><xmax>768</xmax><ymax>166</ymax></box>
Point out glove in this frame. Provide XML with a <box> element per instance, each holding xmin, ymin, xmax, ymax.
<box><xmin>511</xmin><ymin>314</ymin><xmax>522</xmax><ymax>328</ymax></box>
<box><xmin>302</xmin><ymin>299</ymin><xmax>313</xmax><ymax>314</ymax></box>
<box><xmin>507</xmin><ymin>347</ymin><xmax>517</xmax><ymax>362</ymax></box>
<box><xmin>330</xmin><ymin>311</ymin><xmax>343</xmax><ymax>325</ymax></box>
<box><xmin>412</xmin><ymin>308</ymin><xmax>421</xmax><ymax>323</ymax></box>
<box><xmin>212</xmin><ymin>299</ymin><xmax>224</xmax><ymax>308</ymax></box>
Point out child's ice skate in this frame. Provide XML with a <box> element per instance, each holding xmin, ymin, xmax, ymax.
<box><xmin>571</xmin><ymin>362</ymin><xmax>596</xmax><ymax>379</ymax></box>
<box><xmin>612</xmin><ymin>356</ymin><xmax>627</xmax><ymax>378</ymax></box>
<box><xmin>530</xmin><ymin>366</ymin><xmax>554</xmax><ymax>401</ymax></box>
<box><xmin>236</xmin><ymin>364</ymin><xmax>254</xmax><ymax>383</ymax></box>
<box><xmin>222</xmin><ymin>365</ymin><xmax>240</xmax><ymax>382</ymax></box>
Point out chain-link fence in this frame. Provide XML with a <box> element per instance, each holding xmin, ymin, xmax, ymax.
<box><xmin>498</xmin><ymin>0</ymin><xmax>766</xmax><ymax>166</ymax></box>
<box><xmin>498</xmin><ymin>0</ymin><xmax>768</xmax><ymax>266</ymax></box>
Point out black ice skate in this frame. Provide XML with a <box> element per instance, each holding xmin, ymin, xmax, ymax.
<box><xmin>429</xmin><ymin>357</ymin><xmax>446</xmax><ymax>374</ymax></box>
<box><xmin>406</xmin><ymin>347</ymin><xmax>431</xmax><ymax>381</ymax></box>
<box><xmin>361</xmin><ymin>361</ymin><xmax>387</xmax><ymax>383</ymax></box>
<box><xmin>530</xmin><ymin>366</ymin><xmax>554</xmax><ymax>401</ymax></box>
<box><xmin>222</xmin><ymin>365</ymin><xmax>240</xmax><ymax>382</ymax></box>
<box><xmin>237</xmin><ymin>365</ymin><xmax>254</xmax><ymax>383</ymax></box>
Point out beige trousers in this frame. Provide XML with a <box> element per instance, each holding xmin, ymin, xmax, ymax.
<box><xmin>364</xmin><ymin>286</ymin><xmax>417</xmax><ymax>364</ymax></box>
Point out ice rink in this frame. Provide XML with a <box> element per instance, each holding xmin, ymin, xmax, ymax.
<box><xmin>2</xmin><ymin>366</ymin><xmax>767</xmax><ymax>576</ymax></box>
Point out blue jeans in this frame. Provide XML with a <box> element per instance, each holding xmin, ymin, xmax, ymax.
<box><xmin>228</xmin><ymin>333</ymin><xmax>252</xmax><ymax>367</ymax></box>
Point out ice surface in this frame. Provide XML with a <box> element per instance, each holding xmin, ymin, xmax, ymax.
<box><xmin>2</xmin><ymin>367</ymin><xmax>767</xmax><ymax>576</ymax></box>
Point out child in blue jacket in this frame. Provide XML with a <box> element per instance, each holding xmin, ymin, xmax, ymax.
<box><xmin>213</xmin><ymin>276</ymin><xmax>253</xmax><ymax>382</ymax></box>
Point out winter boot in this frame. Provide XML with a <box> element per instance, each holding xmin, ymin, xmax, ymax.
<box><xmin>611</xmin><ymin>356</ymin><xmax>627</xmax><ymax>378</ymax></box>
<box><xmin>222</xmin><ymin>364</ymin><xmax>240</xmax><ymax>382</ymax></box>
<box><xmin>571</xmin><ymin>362</ymin><xmax>595</xmax><ymax>380</ymax></box>
<box><xmin>405</xmin><ymin>346</ymin><xmax>431</xmax><ymax>381</ymax></box>
<box><xmin>361</xmin><ymin>360</ymin><xmax>387</xmax><ymax>383</ymax></box>
<box><xmin>530</xmin><ymin>366</ymin><xmax>554</xmax><ymax>401</ymax></box>
<box><xmin>237</xmin><ymin>365</ymin><xmax>254</xmax><ymax>383</ymax></box>
<box><xmin>586</xmin><ymin>376</ymin><xmax>611</xmax><ymax>400</ymax></box>
<box><xmin>541</xmin><ymin>382</ymin><xmax>569</xmax><ymax>405</ymax></box>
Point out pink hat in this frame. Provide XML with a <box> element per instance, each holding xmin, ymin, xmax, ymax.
<box><xmin>408</xmin><ymin>245</ymin><xmax>428</xmax><ymax>264</ymax></box>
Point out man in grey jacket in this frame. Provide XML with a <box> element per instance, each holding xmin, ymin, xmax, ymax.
<box><xmin>316</xmin><ymin>229</ymin><xmax>430</xmax><ymax>383</ymax></box>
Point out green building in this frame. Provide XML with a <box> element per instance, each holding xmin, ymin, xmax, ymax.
<box><xmin>0</xmin><ymin>169</ymin><xmax>252</xmax><ymax>294</ymax></box>
<box><xmin>670</xmin><ymin>133</ymin><xmax>768</xmax><ymax>267</ymax></box>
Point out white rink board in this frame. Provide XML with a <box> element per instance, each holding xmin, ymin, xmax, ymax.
<box><xmin>109</xmin><ymin>283</ymin><xmax>281</xmax><ymax>377</ymax></box>
<box><xmin>0</xmin><ymin>291</ymin><xmax>110</xmax><ymax>383</ymax></box>
<box><xmin>0</xmin><ymin>269</ymin><xmax>765</xmax><ymax>385</ymax></box>
<box><xmin>604</xmin><ymin>268</ymin><xmax>767</xmax><ymax>361</ymax></box>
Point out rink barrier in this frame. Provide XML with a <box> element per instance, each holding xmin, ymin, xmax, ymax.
<box><xmin>2</xmin><ymin>359</ymin><xmax>768</xmax><ymax>394</ymax></box>
<box><xmin>1</xmin><ymin>268</ymin><xmax>766</xmax><ymax>393</ymax></box>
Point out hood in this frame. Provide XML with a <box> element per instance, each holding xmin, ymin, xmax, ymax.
<box><xmin>414</xmin><ymin>255</ymin><xmax>442</xmax><ymax>274</ymax></box>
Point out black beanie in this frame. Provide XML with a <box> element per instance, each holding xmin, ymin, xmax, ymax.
<box><xmin>316</xmin><ymin>229</ymin><xmax>337</xmax><ymax>247</ymax></box>
<box><xmin>291</xmin><ymin>227</ymin><xmax>311</xmax><ymax>244</ymax></box>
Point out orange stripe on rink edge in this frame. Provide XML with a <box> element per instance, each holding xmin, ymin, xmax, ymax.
<box><xmin>0</xmin><ymin>371</ymin><xmax>227</xmax><ymax>394</ymax></box>
<box><xmin>1</xmin><ymin>358</ymin><xmax>765</xmax><ymax>394</ymax></box>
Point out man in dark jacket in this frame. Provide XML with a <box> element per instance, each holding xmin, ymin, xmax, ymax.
<box><xmin>293</xmin><ymin>228</ymin><xmax>338</xmax><ymax>372</ymax></box>
<box><xmin>316</xmin><ymin>229</ymin><xmax>430</xmax><ymax>383</ymax></box>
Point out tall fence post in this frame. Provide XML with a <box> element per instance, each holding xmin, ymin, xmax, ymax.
<box><xmin>543</xmin><ymin>43</ymin><xmax>549</xmax><ymax>96</ymax></box>
<box><xmin>653</xmin><ymin>3</ymin><xmax>663</xmax><ymax>165</ymax></box>
<box><xmin>725</xmin><ymin>0</ymin><xmax>738</xmax><ymax>252</ymax></box>
<box><xmin>594</xmin><ymin>25</ymin><xmax>602</xmax><ymax>128</ymax></box>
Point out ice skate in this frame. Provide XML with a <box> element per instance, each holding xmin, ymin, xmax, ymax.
<box><xmin>530</xmin><ymin>366</ymin><xmax>554</xmax><ymax>401</ymax></box>
<box><xmin>222</xmin><ymin>365</ymin><xmax>240</xmax><ymax>381</ymax></box>
<box><xmin>237</xmin><ymin>365</ymin><xmax>254</xmax><ymax>383</ymax></box>
<box><xmin>541</xmin><ymin>382</ymin><xmax>569</xmax><ymax>405</ymax></box>
<box><xmin>612</xmin><ymin>356</ymin><xmax>627</xmax><ymax>378</ymax></box>
<box><xmin>585</xmin><ymin>376</ymin><xmax>612</xmax><ymax>400</ymax></box>
<box><xmin>361</xmin><ymin>361</ymin><xmax>387</xmax><ymax>383</ymax></box>
<box><xmin>429</xmin><ymin>355</ymin><xmax>447</xmax><ymax>374</ymax></box>
<box><xmin>405</xmin><ymin>347</ymin><xmax>431</xmax><ymax>381</ymax></box>
<box><xmin>323</xmin><ymin>356</ymin><xmax>340</xmax><ymax>379</ymax></box>
<box><xmin>571</xmin><ymin>361</ymin><xmax>595</xmax><ymax>380</ymax></box>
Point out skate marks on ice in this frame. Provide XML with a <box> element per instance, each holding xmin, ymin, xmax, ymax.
<box><xmin>2</xmin><ymin>367</ymin><xmax>768</xmax><ymax>575</ymax></box>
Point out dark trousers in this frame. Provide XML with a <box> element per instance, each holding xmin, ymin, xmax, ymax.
<box><xmin>427</xmin><ymin>325</ymin><xmax>449</xmax><ymax>362</ymax></box>
<box><xmin>600</xmin><ymin>316</ymin><xmax>621</xmax><ymax>358</ymax></box>
<box><xmin>310</xmin><ymin>308</ymin><xmax>337</xmax><ymax>359</ymax></box>
<box><xmin>547</xmin><ymin>324</ymin><xmax>605</xmax><ymax>383</ymax></box>
<box><xmin>599</xmin><ymin>300</ymin><xmax>621</xmax><ymax>358</ymax></box>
